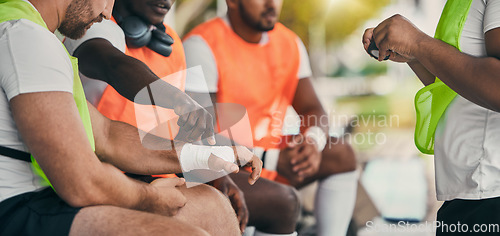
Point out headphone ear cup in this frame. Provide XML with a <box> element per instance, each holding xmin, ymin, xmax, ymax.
<box><xmin>151</xmin><ymin>29</ymin><xmax>174</xmax><ymax>45</ymax></box>
<box><xmin>148</xmin><ymin>37</ymin><xmax>173</xmax><ymax>57</ymax></box>
<box><xmin>121</xmin><ymin>16</ymin><xmax>152</xmax><ymax>48</ymax></box>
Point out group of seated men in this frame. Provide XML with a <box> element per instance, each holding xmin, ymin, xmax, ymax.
<box><xmin>0</xmin><ymin>0</ymin><xmax>357</xmax><ymax>235</ymax></box>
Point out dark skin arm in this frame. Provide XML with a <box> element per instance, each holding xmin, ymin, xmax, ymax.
<box><xmin>275</xmin><ymin>78</ymin><xmax>326</xmax><ymax>183</ymax></box>
<box><xmin>291</xmin><ymin>78</ymin><xmax>329</xmax><ymax>134</ymax></box>
<box><xmin>74</xmin><ymin>38</ymin><xmax>216</xmax><ymax>143</ymax></box>
<box><xmin>363</xmin><ymin>14</ymin><xmax>500</xmax><ymax>112</ymax></box>
<box><xmin>187</xmin><ymin>91</ymin><xmax>261</xmax><ymax>183</ymax></box>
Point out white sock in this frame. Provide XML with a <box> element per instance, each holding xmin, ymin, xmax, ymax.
<box><xmin>314</xmin><ymin>170</ymin><xmax>358</xmax><ymax>236</ymax></box>
<box><xmin>253</xmin><ymin>230</ymin><xmax>297</xmax><ymax>236</ymax></box>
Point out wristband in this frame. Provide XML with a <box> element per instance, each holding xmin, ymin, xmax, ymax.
<box><xmin>179</xmin><ymin>143</ymin><xmax>235</xmax><ymax>172</ymax></box>
<box><xmin>305</xmin><ymin>126</ymin><xmax>327</xmax><ymax>152</ymax></box>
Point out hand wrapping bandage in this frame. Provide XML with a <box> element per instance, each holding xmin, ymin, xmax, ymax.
<box><xmin>179</xmin><ymin>143</ymin><xmax>236</xmax><ymax>172</ymax></box>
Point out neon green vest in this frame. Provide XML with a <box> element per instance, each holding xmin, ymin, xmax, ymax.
<box><xmin>0</xmin><ymin>0</ymin><xmax>95</xmax><ymax>186</ymax></box>
<box><xmin>414</xmin><ymin>0</ymin><xmax>472</xmax><ymax>155</ymax></box>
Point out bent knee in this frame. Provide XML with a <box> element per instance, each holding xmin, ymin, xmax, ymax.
<box><xmin>272</xmin><ymin>184</ymin><xmax>301</xmax><ymax>226</ymax></box>
<box><xmin>180</xmin><ymin>184</ymin><xmax>239</xmax><ymax>234</ymax></box>
<box><xmin>186</xmin><ymin>184</ymin><xmax>229</xmax><ymax>206</ymax></box>
<box><xmin>324</xmin><ymin>137</ymin><xmax>357</xmax><ymax>172</ymax></box>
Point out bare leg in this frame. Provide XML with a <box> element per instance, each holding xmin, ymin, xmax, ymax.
<box><xmin>69</xmin><ymin>205</ymin><xmax>209</xmax><ymax>236</ymax></box>
<box><xmin>69</xmin><ymin>184</ymin><xmax>239</xmax><ymax>236</ymax></box>
<box><xmin>175</xmin><ymin>184</ymin><xmax>241</xmax><ymax>236</ymax></box>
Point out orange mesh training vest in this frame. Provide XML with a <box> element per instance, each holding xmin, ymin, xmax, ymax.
<box><xmin>185</xmin><ymin>18</ymin><xmax>301</xmax><ymax>182</ymax></box>
<box><xmin>97</xmin><ymin>18</ymin><xmax>186</xmax><ymax>138</ymax></box>
<box><xmin>185</xmin><ymin>18</ymin><xmax>300</xmax><ymax>150</ymax></box>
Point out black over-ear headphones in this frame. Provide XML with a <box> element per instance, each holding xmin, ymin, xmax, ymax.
<box><xmin>115</xmin><ymin>13</ymin><xmax>174</xmax><ymax>57</ymax></box>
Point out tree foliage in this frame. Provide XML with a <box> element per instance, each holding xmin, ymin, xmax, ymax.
<box><xmin>280</xmin><ymin>0</ymin><xmax>391</xmax><ymax>46</ymax></box>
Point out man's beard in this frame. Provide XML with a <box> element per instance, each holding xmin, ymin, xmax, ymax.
<box><xmin>58</xmin><ymin>0</ymin><xmax>96</xmax><ymax>39</ymax></box>
<box><xmin>239</xmin><ymin>2</ymin><xmax>276</xmax><ymax>32</ymax></box>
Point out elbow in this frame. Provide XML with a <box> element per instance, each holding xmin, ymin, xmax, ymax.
<box><xmin>57</xmin><ymin>166</ymin><xmax>115</xmax><ymax>208</ymax></box>
<box><xmin>63</xmin><ymin>190</ymin><xmax>106</xmax><ymax>208</ymax></box>
<box><xmin>61</xmin><ymin>181</ymin><xmax>111</xmax><ymax>208</ymax></box>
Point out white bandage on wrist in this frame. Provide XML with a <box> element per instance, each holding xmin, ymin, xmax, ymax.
<box><xmin>179</xmin><ymin>143</ymin><xmax>236</xmax><ymax>172</ymax></box>
<box><xmin>305</xmin><ymin>126</ymin><xmax>327</xmax><ymax>152</ymax></box>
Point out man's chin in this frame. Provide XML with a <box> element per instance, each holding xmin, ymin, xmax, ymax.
<box><xmin>59</xmin><ymin>28</ymin><xmax>87</xmax><ymax>40</ymax></box>
<box><xmin>258</xmin><ymin>24</ymin><xmax>275</xmax><ymax>32</ymax></box>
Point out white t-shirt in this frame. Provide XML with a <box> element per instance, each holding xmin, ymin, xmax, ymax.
<box><xmin>183</xmin><ymin>16</ymin><xmax>312</xmax><ymax>93</ymax></box>
<box><xmin>0</xmin><ymin>7</ymin><xmax>74</xmax><ymax>201</ymax></box>
<box><xmin>434</xmin><ymin>0</ymin><xmax>500</xmax><ymax>201</ymax></box>
<box><xmin>64</xmin><ymin>19</ymin><xmax>126</xmax><ymax>106</ymax></box>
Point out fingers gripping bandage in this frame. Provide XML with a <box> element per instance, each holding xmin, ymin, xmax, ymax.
<box><xmin>179</xmin><ymin>143</ymin><xmax>236</xmax><ymax>172</ymax></box>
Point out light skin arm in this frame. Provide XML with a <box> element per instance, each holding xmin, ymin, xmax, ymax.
<box><xmin>364</xmin><ymin>14</ymin><xmax>500</xmax><ymax>111</ymax></box>
<box><xmin>88</xmin><ymin>101</ymin><xmax>183</xmax><ymax>175</ymax></box>
<box><xmin>10</xmin><ymin>91</ymin><xmax>185</xmax><ymax>215</ymax></box>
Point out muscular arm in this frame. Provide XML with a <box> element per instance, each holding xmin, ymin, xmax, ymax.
<box><xmin>411</xmin><ymin>29</ymin><xmax>500</xmax><ymax>111</ymax></box>
<box><xmin>75</xmin><ymin>38</ymin><xmax>215</xmax><ymax>143</ymax></box>
<box><xmin>10</xmin><ymin>91</ymin><xmax>168</xmax><ymax>212</ymax></box>
<box><xmin>407</xmin><ymin>60</ymin><xmax>436</xmax><ymax>86</ymax></box>
<box><xmin>292</xmin><ymin>78</ymin><xmax>329</xmax><ymax>134</ymax></box>
<box><xmin>74</xmin><ymin>38</ymin><xmax>183</xmax><ymax>107</ymax></box>
<box><xmin>89</xmin><ymin>101</ymin><xmax>183</xmax><ymax>175</ymax></box>
<box><xmin>370</xmin><ymin>15</ymin><xmax>500</xmax><ymax>112</ymax></box>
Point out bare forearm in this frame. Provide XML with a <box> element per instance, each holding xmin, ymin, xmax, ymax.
<box><xmin>100</xmin><ymin>120</ymin><xmax>183</xmax><ymax>174</ymax></box>
<box><xmin>292</xmin><ymin>78</ymin><xmax>329</xmax><ymax>134</ymax></box>
<box><xmin>75</xmin><ymin>39</ymin><xmax>184</xmax><ymax>108</ymax></box>
<box><xmin>413</xmin><ymin>36</ymin><xmax>500</xmax><ymax>111</ymax></box>
<box><xmin>89</xmin><ymin>101</ymin><xmax>183</xmax><ymax>174</ymax></box>
<box><xmin>298</xmin><ymin>109</ymin><xmax>329</xmax><ymax>134</ymax></box>
<box><xmin>10</xmin><ymin>92</ymin><xmax>166</xmax><ymax>214</ymax></box>
<box><xmin>73</xmin><ymin>162</ymin><xmax>162</xmax><ymax>213</ymax></box>
<box><xmin>407</xmin><ymin>60</ymin><xmax>435</xmax><ymax>86</ymax></box>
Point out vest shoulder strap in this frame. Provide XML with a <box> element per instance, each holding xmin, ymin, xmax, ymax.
<box><xmin>0</xmin><ymin>146</ymin><xmax>31</xmax><ymax>162</ymax></box>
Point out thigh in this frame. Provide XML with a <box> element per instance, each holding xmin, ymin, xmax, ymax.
<box><xmin>70</xmin><ymin>205</ymin><xmax>207</xmax><ymax>236</ymax></box>
<box><xmin>0</xmin><ymin>188</ymin><xmax>80</xmax><ymax>236</ymax></box>
<box><xmin>230</xmin><ymin>172</ymin><xmax>299</xmax><ymax>227</ymax></box>
<box><xmin>173</xmin><ymin>184</ymin><xmax>240</xmax><ymax>236</ymax></box>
